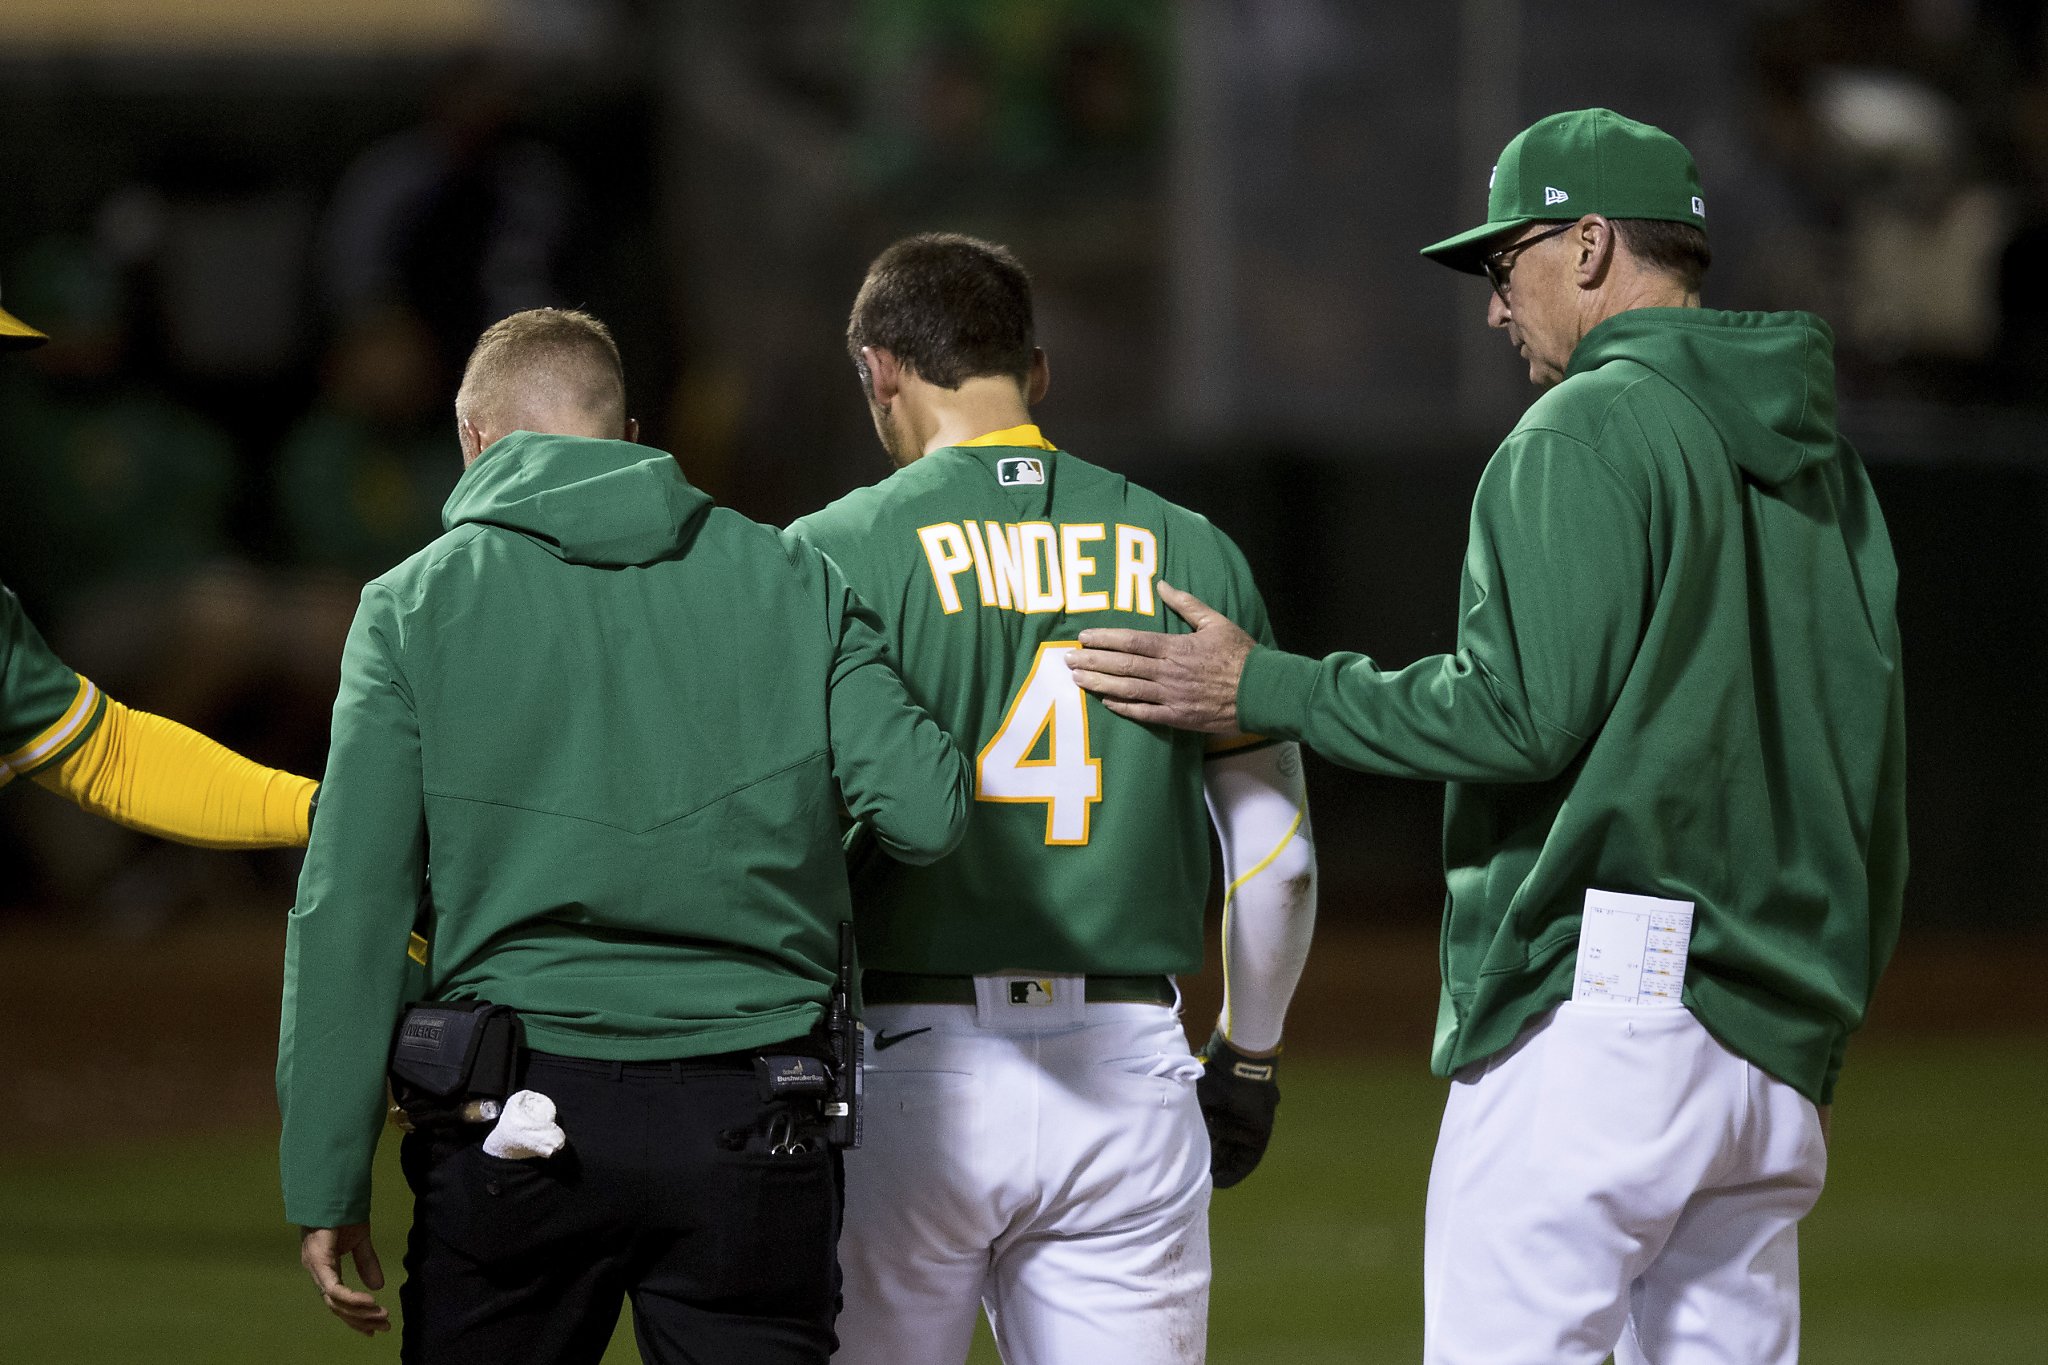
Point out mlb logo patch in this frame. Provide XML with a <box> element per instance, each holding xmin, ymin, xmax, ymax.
<box><xmin>997</xmin><ymin>457</ymin><xmax>1045</xmax><ymax>487</ymax></box>
<box><xmin>1009</xmin><ymin>978</ymin><xmax>1055</xmax><ymax>1005</ymax></box>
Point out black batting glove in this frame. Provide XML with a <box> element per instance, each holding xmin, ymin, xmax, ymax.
<box><xmin>1196</xmin><ymin>1029</ymin><xmax>1280</xmax><ymax>1189</ymax></box>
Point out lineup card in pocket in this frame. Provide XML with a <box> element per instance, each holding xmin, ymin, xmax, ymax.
<box><xmin>1572</xmin><ymin>888</ymin><xmax>1695</xmax><ymax>1007</ymax></box>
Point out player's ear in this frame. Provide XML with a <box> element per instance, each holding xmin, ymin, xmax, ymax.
<box><xmin>863</xmin><ymin>346</ymin><xmax>903</xmax><ymax>405</ymax></box>
<box><xmin>1575</xmin><ymin>215</ymin><xmax>1616</xmax><ymax>290</ymax></box>
<box><xmin>1026</xmin><ymin>348</ymin><xmax>1049</xmax><ymax>406</ymax></box>
<box><xmin>458</xmin><ymin>417</ymin><xmax>484</xmax><ymax>467</ymax></box>
<box><xmin>621</xmin><ymin>416</ymin><xmax>640</xmax><ymax>445</ymax></box>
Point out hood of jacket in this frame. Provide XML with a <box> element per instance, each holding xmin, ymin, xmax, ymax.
<box><xmin>441</xmin><ymin>431</ymin><xmax>712</xmax><ymax>567</ymax></box>
<box><xmin>1567</xmin><ymin>307</ymin><xmax>1840</xmax><ymax>487</ymax></box>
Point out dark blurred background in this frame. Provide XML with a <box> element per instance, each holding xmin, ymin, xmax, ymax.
<box><xmin>2</xmin><ymin>0</ymin><xmax>2043</xmax><ymax>943</ymax></box>
<box><xmin>1</xmin><ymin>6</ymin><xmax>2042</xmax><ymax>1361</ymax></box>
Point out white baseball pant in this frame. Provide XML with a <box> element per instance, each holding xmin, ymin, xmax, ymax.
<box><xmin>1423</xmin><ymin>1000</ymin><xmax>1828</xmax><ymax>1365</ymax></box>
<box><xmin>833</xmin><ymin>1001</ymin><xmax>1212</xmax><ymax>1365</ymax></box>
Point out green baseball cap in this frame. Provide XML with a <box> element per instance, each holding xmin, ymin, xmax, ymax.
<box><xmin>1421</xmin><ymin>108</ymin><xmax>1706</xmax><ymax>275</ymax></box>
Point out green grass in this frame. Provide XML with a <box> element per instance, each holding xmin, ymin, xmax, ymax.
<box><xmin>0</xmin><ymin>1042</ymin><xmax>2039</xmax><ymax>1363</ymax></box>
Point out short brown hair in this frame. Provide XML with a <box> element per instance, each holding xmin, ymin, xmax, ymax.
<box><xmin>456</xmin><ymin>307</ymin><xmax>625</xmax><ymax>432</ymax></box>
<box><xmin>1615</xmin><ymin>219</ymin><xmax>1711</xmax><ymax>294</ymax></box>
<box><xmin>847</xmin><ymin>234</ymin><xmax>1034</xmax><ymax>390</ymax></box>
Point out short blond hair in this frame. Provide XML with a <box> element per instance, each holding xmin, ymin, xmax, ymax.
<box><xmin>455</xmin><ymin>307</ymin><xmax>625</xmax><ymax>435</ymax></box>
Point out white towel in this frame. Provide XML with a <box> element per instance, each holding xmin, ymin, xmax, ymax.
<box><xmin>482</xmin><ymin>1089</ymin><xmax>567</xmax><ymax>1159</ymax></box>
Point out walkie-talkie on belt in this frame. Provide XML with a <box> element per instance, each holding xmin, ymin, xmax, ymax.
<box><xmin>825</xmin><ymin>920</ymin><xmax>863</xmax><ymax>1149</ymax></box>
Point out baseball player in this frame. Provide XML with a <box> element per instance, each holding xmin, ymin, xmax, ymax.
<box><xmin>788</xmin><ymin>233</ymin><xmax>1318</xmax><ymax>1365</ymax></box>
<box><xmin>2</xmin><ymin>282</ymin><xmax>316</xmax><ymax>848</ymax></box>
<box><xmin>1069</xmin><ymin>109</ymin><xmax>1905</xmax><ymax>1364</ymax></box>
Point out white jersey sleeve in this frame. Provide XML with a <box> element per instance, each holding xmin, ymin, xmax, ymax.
<box><xmin>1204</xmin><ymin>741</ymin><xmax>1316</xmax><ymax>1053</ymax></box>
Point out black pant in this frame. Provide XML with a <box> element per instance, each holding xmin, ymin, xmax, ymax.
<box><xmin>398</xmin><ymin>1049</ymin><xmax>842</xmax><ymax>1365</ymax></box>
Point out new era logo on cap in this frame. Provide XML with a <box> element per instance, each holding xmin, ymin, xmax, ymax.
<box><xmin>998</xmin><ymin>457</ymin><xmax>1045</xmax><ymax>487</ymax></box>
<box><xmin>1422</xmin><ymin>110</ymin><xmax>1707</xmax><ymax>276</ymax></box>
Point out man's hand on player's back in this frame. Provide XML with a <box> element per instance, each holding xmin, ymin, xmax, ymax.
<box><xmin>1068</xmin><ymin>582</ymin><xmax>1254</xmax><ymax>733</ymax></box>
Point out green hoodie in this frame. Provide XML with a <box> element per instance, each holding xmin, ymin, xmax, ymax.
<box><xmin>279</xmin><ymin>432</ymin><xmax>971</xmax><ymax>1226</ymax></box>
<box><xmin>1240</xmin><ymin>308</ymin><xmax>1905</xmax><ymax>1105</ymax></box>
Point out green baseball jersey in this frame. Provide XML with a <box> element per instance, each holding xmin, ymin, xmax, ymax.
<box><xmin>790</xmin><ymin>426</ymin><xmax>1275</xmax><ymax>976</ymax></box>
<box><xmin>1</xmin><ymin>582</ymin><xmax>106</xmax><ymax>789</ymax></box>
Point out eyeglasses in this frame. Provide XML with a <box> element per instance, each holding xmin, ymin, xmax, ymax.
<box><xmin>1480</xmin><ymin>221</ymin><xmax>1577</xmax><ymax>300</ymax></box>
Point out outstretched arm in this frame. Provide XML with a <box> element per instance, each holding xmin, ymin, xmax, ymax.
<box><xmin>30</xmin><ymin>693</ymin><xmax>316</xmax><ymax>847</ymax></box>
<box><xmin>5</xmin><ymin>585</ymin><xmax>312</xmax><ymax>844</ymax></box>
<box><xmin>1073</xmin><ymin>432</ymin><xmax>1653</xmax><ymax>785</ymax></box>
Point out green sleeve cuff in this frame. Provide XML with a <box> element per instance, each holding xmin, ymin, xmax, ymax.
<box><xmin>285</xmin><ymin>1198</ymin><xmax>371</xmax><ymax>1230</ymax></box>
<box><xmin>1237</xmin><ymin>647</ymin><xmax>1321</xmax><ymax>740</ymax></box>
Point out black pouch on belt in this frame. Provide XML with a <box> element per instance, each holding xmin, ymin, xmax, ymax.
<box><xmin>388</xmin><ymin>1000</ymin><xmax>525</xmax><ymax>1129</ymax></box>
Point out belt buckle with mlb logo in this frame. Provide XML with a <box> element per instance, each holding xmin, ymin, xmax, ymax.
<box><xmin>973</xmin><ymin>972</ymin><xmax>1084</xmax><ymax>1029</ymax></box>
<box><xmin>1009</xmin><ymin>977</ymin><xmax>1055</xmax><ymax>1005</ymax></box>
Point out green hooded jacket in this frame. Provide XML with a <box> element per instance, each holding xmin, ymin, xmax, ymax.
<box><xmin>1240</xmin><ymin>308</ymin><xmax>1905</xmax><ymax>1105</ymax></box>
<box><xmin>279</xmin><ymin>432</ymin><xmax>971</xmax><ymax>1226</ymax></box>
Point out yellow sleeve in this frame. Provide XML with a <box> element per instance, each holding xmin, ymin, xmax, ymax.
<box><xmin>29</xmin><ymin>690</ymin><xmax>316</xmax><ymax>848</ymax></box>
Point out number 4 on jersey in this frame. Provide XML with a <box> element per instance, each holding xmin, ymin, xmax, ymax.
<box><xmin>978</xmin><ymin>642</ymin><xmax>1102</xmax><ymax>845</ymax></box>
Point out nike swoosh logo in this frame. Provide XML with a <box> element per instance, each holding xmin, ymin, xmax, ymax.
<box><xmin>872</xmin><ymin>1027</ymin><xmax>933</xmax><ymax>1052</ymax></box>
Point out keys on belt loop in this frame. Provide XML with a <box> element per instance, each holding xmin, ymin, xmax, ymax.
<box><xmin>766</xmin><ymin>1109</ymin><xmax>813</xmax><ymax>1156</ymax></box>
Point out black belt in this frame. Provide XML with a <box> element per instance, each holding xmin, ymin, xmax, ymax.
<box><xmin>526</xmin><ymin>1046</ymin><xmax>787</xmax><ymax>1079</ymax></box>
<box><xmin>862</xmin><ymin>971</ymin><xmax>1175</xmax><ymax>1007</ymax></box>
